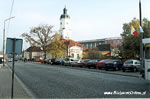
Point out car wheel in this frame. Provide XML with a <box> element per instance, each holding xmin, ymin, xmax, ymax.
<box><xmin>122</xmin><ymin>69</ymin><xmax>125</xmax><ymax>72</ymax></box>
<box><xmin>105</xmin><ymin>68</ymin><xmax>108</xmax><ymax>71</ymax></box>
<box><xmin>133</xmin><ymin>68</ymin><xmax>137</xmax><ymax>72</ymax></box>
<box><xmin>115</xmin><ymin>67</ymin><xmax>118</xmax><ymax>71</ymax></box>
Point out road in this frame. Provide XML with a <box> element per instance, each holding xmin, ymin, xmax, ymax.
<box><xmin>7</xmin><ymin>61</ymin><xmax>150</xmax><ymax>98</ymax></box>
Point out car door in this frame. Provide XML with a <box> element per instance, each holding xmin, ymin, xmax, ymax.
<box><xmin>134</xmin><ymin>61</ymin><xmax>141</xmax><ymax>69</ymax></box>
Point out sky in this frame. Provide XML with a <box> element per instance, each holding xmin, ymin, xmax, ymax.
<box><xmin>0</xmin><ymin>0</ymin><xmax>150</xmax><ymax>51</ymax></box>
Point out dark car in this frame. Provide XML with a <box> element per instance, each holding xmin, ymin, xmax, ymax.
<box><xmin>104</xmin><ymin>59</ymin><xmax>123</xmax><ymax>71</ymax></box>
<box><xmin>87</xmin><ymin>60</ymin><xmax>98</xmax><ymax>69</ymax></box>
<box><xmin>96</xmin><ymin>59</ymin><xmax>110</xmax><ymax>69</ymax></box>
<box><xmin>77</xmin><ymin>59</ymin><xmax>89</xmax><ymax>68</ymax></box>
<box><xmin>51</xmin><ymin>58</ymin><xmax>63</xmax><ymax>65</ymax></box>
<box><xmin>0</xmin><ymin>58</ymin><xmax>2</xmax><ymax>64</ymax></box>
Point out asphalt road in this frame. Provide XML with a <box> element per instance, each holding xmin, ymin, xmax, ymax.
<box><xmin>7</xmin><ymin>61</ymin><xmax>150</xmax><ymax>98</ymax></box>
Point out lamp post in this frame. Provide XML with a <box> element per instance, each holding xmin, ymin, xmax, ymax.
<box><xmin>3</xmin><ymin>16</ymin><xmax>15</xmax><ymax>66</ymax></box>
<box><xmin>139</xmin><ymin>0</ymin><xmax>144</xmax><ymax>68</ymax></box>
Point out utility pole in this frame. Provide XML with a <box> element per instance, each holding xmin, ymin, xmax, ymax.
<box><xmin>139</xmin><ymin>0</ymin><xmax>144</xmax><ymax>68</ymax></box>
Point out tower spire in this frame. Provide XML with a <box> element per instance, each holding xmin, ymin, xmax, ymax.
<box><xmin>63</xmin><ymin>6</ymin><xmax>67</xmax><ymax>14</ymax></box>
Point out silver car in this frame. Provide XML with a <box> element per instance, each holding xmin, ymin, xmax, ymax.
<box><xmin>122</xmin><ymin>60</ymin><xmax>141</xmax><ymax>72</ymax></box>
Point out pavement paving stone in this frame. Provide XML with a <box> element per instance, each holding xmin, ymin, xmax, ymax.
<box><xmin>0</xmin><ymin>65</ymin><xmax>31</xmax><ymax>98</ymax></box>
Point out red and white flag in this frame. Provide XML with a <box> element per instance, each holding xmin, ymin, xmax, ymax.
<box><xmin>131</xmin><ymin>25</ymin><xmax>138</xmax><ymax>36</ymax></box>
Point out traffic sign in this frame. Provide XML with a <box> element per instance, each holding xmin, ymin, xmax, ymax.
<box><xmin>6</xmin><ymin>38</ymin><xmax>23</xmax><ymax>54</ymax></box>
<box><xmin>142</xmin><ymin>38</ymin><xmax>150</xmax><ymax>44</ymax></box>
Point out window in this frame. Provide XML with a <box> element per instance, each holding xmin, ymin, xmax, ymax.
<box><xmin>72</xmin><ymin>54</ymin><xmax>74</xmax><ymax>58</ymax></box>
<box><xmin>77</xmin><ymin>54</ymin><xmax>79</xmax><ymax>59</ymax></box>
<box><xmin>125</xmin><ymin>60</ymin><xmax>133</xmax><ymax>64</ymax></box>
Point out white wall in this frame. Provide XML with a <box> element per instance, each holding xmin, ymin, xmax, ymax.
<box><xmin>69</xmin><ymin>46</ymin><xmax>83</xmax><ymax>59</ymax></box>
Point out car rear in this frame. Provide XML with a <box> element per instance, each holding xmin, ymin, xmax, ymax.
<box><xmin>87</xmin><ymin>60</ymin><xmax>98</xmax><ymax>69</ymax></box>
<box><xmin>97</xmin><ymin>59</ymin><xmax>110</xmax><ymax>69</ymax></box>
<box><xmin>105</xmin><ymin>60</ymin><xmax>122</xmax><ymax>71</ymax></box>
<box><xmin>122</xmin><ymin>60</ymin><xmax>140</xmax><ymax>72</ymax></box>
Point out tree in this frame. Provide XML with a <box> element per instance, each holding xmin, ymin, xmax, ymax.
<box><xmin>21</xmin><ymin>24</ymin><xmax>54</xmax><ymax>59</ymax></box>
<box><xmin>143</xmin><ymin>18</ymin><xmax>150</xmax><ymax>38</ymax></box>
<box><xmin>82</xmin><ymin>52</ymin><xmax>88</xmax><ymax>59</ymax></box>
<box><xmin>121</xmin><ymin>18</ymin><xmax>140</xmax><ymax>59</ymax></box>
<box><xmin>47</xmin><ymin>40</ymin><xmax>66</xmax><ymax>58</ymax></box>
<box><xmin>87</xmin><ymin>48</ymin><xmax>102</xmax><ymax>59</ymax></box>
<box><xmin>121</xmin><ymin>18</ymin><xmax>150</xmax><ymax>59</ymax></box>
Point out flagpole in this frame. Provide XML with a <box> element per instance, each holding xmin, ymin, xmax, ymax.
<box><xmin>139</xmin><ymin>0</ymin><xmax>144</xmax><ymax>68</ymax></box>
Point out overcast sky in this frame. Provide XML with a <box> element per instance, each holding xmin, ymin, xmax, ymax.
<box><xmin>0</xmin><ymin>0</ymin><xmax>150</xmax><ymax>51</ymax></box>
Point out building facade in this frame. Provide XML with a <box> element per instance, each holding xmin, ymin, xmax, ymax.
<box><xmin>24</xmin><ymin>46</ymin><xmax>43</xmax><ymax>61</ymax></box>
<box><xmin>78</xmin><ymin>37</ymin><xmax>122</xmax><ymax>49</ymax></box>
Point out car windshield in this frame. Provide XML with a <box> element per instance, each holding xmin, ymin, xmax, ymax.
<box><xmin>125</xmin><ymin>60</ymin><xmax>133</xmax><ymax>64</ymax></box>
<box><xmin>64</xmin><ymin>58</ymin><xmax>69</xmax><ymax>61</ymax></box>
<box><xmin>99</xmin><ymin>60</ymin><xmax>109</xmax><ymax>62</ymax></box>
<box><xmin>74</xmin><ymin>60</ymin><xmax>78</xmax><ymax>62</ymax></box>
<box><xmin>56</xmin><ymin>59</ymin><xmax>62</xmax><ymax>61</ymax></box>
<box><xmin>89</xmin><ymin>60</ymin><xmax>97</xmax><ymax>62</ymax></box>
<box><xmin>83</xmin><ymin>60</ymin><xmax>89</xmax><ymax>62</ymax></box>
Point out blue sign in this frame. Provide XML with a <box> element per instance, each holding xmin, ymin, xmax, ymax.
<box><xmin>6</xmin><ymin>38</ymin><xmax>23</xmax><ymax>55</ymax></box>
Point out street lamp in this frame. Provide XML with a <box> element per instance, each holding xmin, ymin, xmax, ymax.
<box><xmin>3</xmin><ymin>16</ymin><xmax>15</xmax><ymax>66</ymax></box>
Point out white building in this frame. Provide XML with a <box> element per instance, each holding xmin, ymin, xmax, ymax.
<box><xmin>59</xmin><ymin>7</ymin><xmax>71</xmax><ymax>40</ymax></box>
<box><xmin>24</xmin><ymin>46</ymin><xmax>43</xmax><ymax>61</ymax></box>
<box><xmin>58</xmin><ymin>7</ymin><xmax>86</xmax><ymax>59</ymax></box>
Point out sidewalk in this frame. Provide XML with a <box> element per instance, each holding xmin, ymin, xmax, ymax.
<box><xmin>0</xmin><ymin>64</ymin><xmax>31</xmax><ymax>98</ymax></box>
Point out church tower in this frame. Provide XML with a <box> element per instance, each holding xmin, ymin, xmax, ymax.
<box><xmin>59</xmin><ymin>7</ymin><xmax>71</xmax><ymax>40</ymax></box>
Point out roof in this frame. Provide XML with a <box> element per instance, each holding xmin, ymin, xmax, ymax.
<box><xmin>61</xmin><ymin>40</ymin><xmax>86</xmax><ymax>51</ymax></box>
<box><xmin>77</xmin><ymin>37</ymin><xmax>122</xmax><ymax>43</ymax></box>
<box><xmin>60</xmin><ymin>7</ymin><xmax>70</xmax><ymax>19</ymax></box>
<box><xmin>25</xmin><ymin>46</ymin><xmax>42</xmax><ymax>52</ymax></box>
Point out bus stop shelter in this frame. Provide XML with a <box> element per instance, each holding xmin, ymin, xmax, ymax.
<box><xmin>143</xmin><ymin>38</ymin><xmax>150</xmax><ymax>80</ymax></box>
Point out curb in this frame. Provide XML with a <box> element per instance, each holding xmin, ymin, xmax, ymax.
<box><xmin>6</xmin><ymin>64</ymin><xmax>37</xmax><ymax>99</ymax></box>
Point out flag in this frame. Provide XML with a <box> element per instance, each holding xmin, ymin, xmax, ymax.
<box><xmin>131</xmin><ymin>25</ymin><xmax>138</xmax><ymax>36</ymax></box>
<box><xmin>139</xmin><ymin>25</ymin><xmax>144</xmax><ymax>33</ymax></box>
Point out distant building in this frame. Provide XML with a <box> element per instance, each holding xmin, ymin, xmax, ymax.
<box><xmin>78</xmin><ymin>37</ymin><xmax>122</xmax><ymax>49</ymax></box>
<box><xmin>78</xmin><ymin>37</ymin><xmax>122</xmax><ymax>57</ymax></box>
<box><xmin>24</xmin><ymin>46</ymin><xmax>43</xmax><ymax>61</ymax></box>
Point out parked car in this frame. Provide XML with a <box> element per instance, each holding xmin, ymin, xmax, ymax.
<box><xmin>44</xmin><ymin>59</ymin><xmax>50</xmax><ymax>64</ymax></box>
<box><xmin>104</xmin><ymin>59</ymin><xmax>123</xmax><ymax>71</ymax></box>
<box><xmin>87</xmin><ymin>60</ymin><xmax>99</xmax><ymax>69</ymax></box>
<box><xmin>63</xmin><ymin>58</ymin><xmax>76</xmax><ymax>66</ymax></box>
<box><xmin>70</xmin><ymin>59</ymin><xmax>80</xmax><ymax>67</ymax></box>
<box><xmin>40</xmin><ymin>58</ymin><xmax>44</xmax><ymax>63</ymax></box>
<box><xmin>96</xmin><ymin>59</ymin><xmax>110</xmax><ymax>69</ymax></box>
<box><xmin>122</xmin><ymin>59</ymin><xmax>141</xmax><ymax>72</ymax></box>
<box><xmin>0</xmin><ymin>58</ymin><xmax>2</xmax><ymax>64</ymax></box>
<box><xmin>51</xmin><ymin>58</ymin><xmax>64</xmax><ymax>65</ymax></box>
<box><xmin>77</xmin><ymin>59</ymin><xmax>89</xmax><ymax>68</ymax></box>
<box><xmin>7</xmin><ymin>58</ymin><xmax>13</xmax><ymax>62</ymax></box>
